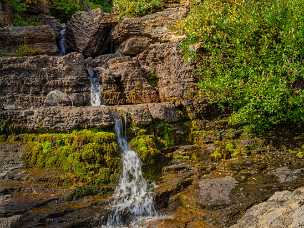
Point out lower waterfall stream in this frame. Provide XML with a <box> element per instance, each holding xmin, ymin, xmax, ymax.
<box><xmin>105</xmin><ymin>115</ymin><xmax>157</xmax><ymax>227</ymax></box>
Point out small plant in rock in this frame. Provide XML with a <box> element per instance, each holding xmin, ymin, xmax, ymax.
<box><xmin>15</xmin><ymin>43</ymin><xmax>40</xmax><ymax>56</ymax></box>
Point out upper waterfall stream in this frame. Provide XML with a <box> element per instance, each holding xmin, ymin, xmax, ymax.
<box><xmin>58</xmin><ymin>27</ymin><xmax>66</xmax><ymax>55</ymax></box>
<box><xmin>88</xmin><ymin>68</ymin><xmax>101</xmax><ymax>106</ymax></box>
<box><xmin>105</xmin><ymin>115</ymin><xmax>157</xmax><ymax>227</ymax></box>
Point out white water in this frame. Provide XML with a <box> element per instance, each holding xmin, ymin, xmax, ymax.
<box><xmin>58</xmin><ymin>27</ymin><xmax>66</xmax><ymax>55</ymax></box>
<box><xmin>88</xmin><ymin>68</ymin><xmax>101</xmax><ymax>106</ymax></box>
<box><xmin>106</xmin><ymin>116</ymin><xmax>157</xmax><ymax>227</ymax></box>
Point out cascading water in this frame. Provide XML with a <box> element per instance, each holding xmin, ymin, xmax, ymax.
<box><xmin>106</xmin><ymin>115</ymin><xmax>157</xmax><ymax>227</ymax></box>
<box><xmin>88</xmin><ymin>68</ymin><xmax>101</xmax><ymax>106</ymax></box>
<box><xmin>58</xmin><ymin>27</ymin><xmax>66</xmax><ymax>55</ymax></box>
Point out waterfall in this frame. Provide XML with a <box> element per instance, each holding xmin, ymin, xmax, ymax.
<box><xmin>58</xmin><ymin>27</ymin><xmax>66</xmax><ymax>55</ymax></box>
<box><xmin>106</xmin><ymin>115</ymin><xmax>157</xmax><ymax>226</ymax></box>
<box><xmin>88</xmin><ymin>68</ymin><xmax>101</xmax><ymax>106</ymax></box>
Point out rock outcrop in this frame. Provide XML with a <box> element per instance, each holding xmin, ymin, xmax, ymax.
<box><xmin>0</xmin><ymin>103</ymin><xmax>182</xmax><ymax>131</ymax></box>
<box><xmin>231</xmin><ymin>187</ymin><xmax>304</xmax><ymax>228</ymax></box>
<box><xmin>112</xmin><ymin>7</ymin><xmax>187</xmax><ymax>46</ymax></box>
<box><xmin>0</xmin><ymin>25</ymin><xmax>57</xmax><ymax>56</ymax></box>
<box><xmin>65</xmin><ymin>8</ymin><xmax>117</xmax><ymax>57</ymax></box>
<box><xmin>97</xmin><ymin>56</ymin><xmax>160</xmax><ymax>105</ymax></box>
<box><xmin>0</xmin><ymin>52</ymin><xmax>90</xmax><ymax>109</ymax></box>
<box><xmin>138</xmin><ymin>42</ymin><xmax>197</xmax><ymax>103</ymax></box>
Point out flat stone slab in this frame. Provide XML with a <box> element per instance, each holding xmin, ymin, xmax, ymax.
<box><xmin>0</xmin><ymin>103</ymin><xmax>182</xmax><ymax>132</ymax></box>
<box><xmin>199</xmin><ymin>176</ymin><xmax>238</xmax><ymax>207</ymax></box>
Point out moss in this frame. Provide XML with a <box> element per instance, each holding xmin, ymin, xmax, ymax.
<box><xmin>19</xmin><ymin>129</ymin><xmax>120</xmax><ymax>185</ymax></box>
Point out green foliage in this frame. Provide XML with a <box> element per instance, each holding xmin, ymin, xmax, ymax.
<box><xmin>154</xmin><ymin>122</ymin><xmax>175</xmax><ymax>147</ymax></box>
<box><xmin>181</xmin><ymin>0</ymin><xmax>304</xmax><ymax>132</ymax></box>
<box><xmin>9</xmin><ymin>0</ymin><xmax>27</xmax><ymax>13</ymax></box>
<box><xmin>15</xmin><ymin>43</ymin><xmax>40</xmax><ymax>56</ymax></box>
<box><xmin>130</xmin><ymin>134</ymin><xmax>160</xmax><ymax>164</ymax></box>
<box><xmin>13</xmin><ymin>15</ymin><xmax>41</xmax><ymax>26</ymax></box>
<box><xmin>22</xmin><ymin>129</ymin><xmax>120</xmax><ymax>185</ymax></box>
<box><xmin>129</xmin><ymin>133</ymin><xmax>166</xmax><ymax>180</ymax></box>
<box><xmin>289</xmin><ymin>145</ymin><xmax>304</xmax><ymax>159</ymax></box>
<box><xmin>51</xmin><ymin>0</ymin><xmax>112</xmax><ymax>21</ymax></box>
<box><xmin>113</xmin><ymin>0</ymin><xmax>162</xmax><ymax>17</ymax></box>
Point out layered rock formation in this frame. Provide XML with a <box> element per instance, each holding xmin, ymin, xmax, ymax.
<box><xmin>0</xmin><ymin>25</ymin><xmax>57</xmax><ymax>56</ymax></box>
<box><xmin>0</xmin><ymin>103</ymin><xmax>181</xmax><ymax>131</ymax></box>
<box><xmin>65</xmin><ymin>8</ymin><xmax>117</xmax><ymax>57</ymax></box>
<box><xmin>0</xmin><ymin>52</ymin><xmax>90</xmax><ymax>109</ymax></box>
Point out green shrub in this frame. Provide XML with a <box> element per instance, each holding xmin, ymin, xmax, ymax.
<box><xmin>113</xmin><ymin>0</ymin><xmax>162</xmax><ymax>17</ymax></box>
<box><xmin>181</xmin><ymin>0</ymin><xmax>304</xmax><ymax>133</ymax></box>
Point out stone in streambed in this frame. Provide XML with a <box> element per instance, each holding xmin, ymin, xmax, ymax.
<box><xmin>230</xmin><ymin>187</ymin><xmax>304</xmax><ymax>228</ymax></box>
<box><xmin>199</xmin><ymin>176</ymin><xmax>238</xmax><ymax>207</ymax></box>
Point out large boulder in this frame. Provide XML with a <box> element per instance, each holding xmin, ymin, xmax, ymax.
<box><xmin>0</xmin><ymin>52</ymin><xmax>90</xmax><ymax>109</ymax></box>
<box><xmin>199</xmin><ymin>176</ymin><xmax>238</xmax><ymax>207</ymax></box>
<box><xmin>0</xmin><ymin>25</ymin><xmax>57</xmax><ymax>56</ymax></box>
<box><xmin>44</xmin><ymin>90</ymin><xmax>72</xmax><ymax>106</ymax></box>
<box><xmin>137</xmin><ymin>42</ymin><xmax>197</xmax><ymax>103</ymax></box>
<box><xmin>112</xmin><ymin>7</ymin><xmax>187</xmax><ymax>46</ymax></box>
<box><xmin>96</xmin><ymin>56</ymin><xmax>160</xmax><ymax>105</ymax></box>
<box><xmin>231</xmin><ymin>187</ymin><xmax>304</xmax><ymax>228</ymax></box>
<box><xmin>65</xmin><ymin>8</ymin><xmax>117</xmax><ymax>57</ymax></box>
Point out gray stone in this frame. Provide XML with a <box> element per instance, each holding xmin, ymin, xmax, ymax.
<box><xmin>272</xmin><ymin>166</ymin><xmax>304</xmax><ymax>183</ymax></box>
<box><xmin>44</xmin><ymin>90</ymin><xmax>72</xmax><ymax>106</ymax></box>
<box><xmin>199</xmin><ymin>176</ymin><xmax>238</xmax><ymax>207</ymax></box>
<box><xmin>230</xmin><ymin>187</ymin><xmax>304</xmax><ymax>228</ymax></box>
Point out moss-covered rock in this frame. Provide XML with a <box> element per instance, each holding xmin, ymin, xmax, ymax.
<box><xmin>13</xmin><ymin>129</ymin><xmax>121</xmax><ymax>185</ymax></box>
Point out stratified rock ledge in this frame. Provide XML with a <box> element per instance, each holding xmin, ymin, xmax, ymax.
<box><xmin>0</xmin><ymin>103</ymin><xmax>182</xmax><ymax>132</ymax></box>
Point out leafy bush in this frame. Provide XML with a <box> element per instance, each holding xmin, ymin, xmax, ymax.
<box><xmin>181</xmin><ymin>0</ymin><xmax>304</xmax><ymax>132</ymax></box>
<box><xmin>113</xmin><ymin>0</ymin><xmax>162</xmax><ymax>17</ymax></box>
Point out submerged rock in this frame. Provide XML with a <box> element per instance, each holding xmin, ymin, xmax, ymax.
<box><xmin>231</xmin><ymin>187</ymin><xmax>304</xmax><ymax>228</ymax></box>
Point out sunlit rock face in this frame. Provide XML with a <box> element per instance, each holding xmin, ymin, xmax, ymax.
<box><xmin>0</xmin><ymin>103</ymin><xmax>182</xmax><ymax>131</ymax></box>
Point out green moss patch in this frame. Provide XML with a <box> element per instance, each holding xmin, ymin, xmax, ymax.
<box><xmin>17</xmin><ymin>129</ymin><xmax>120</xmax><ymax>185</ymax></box>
